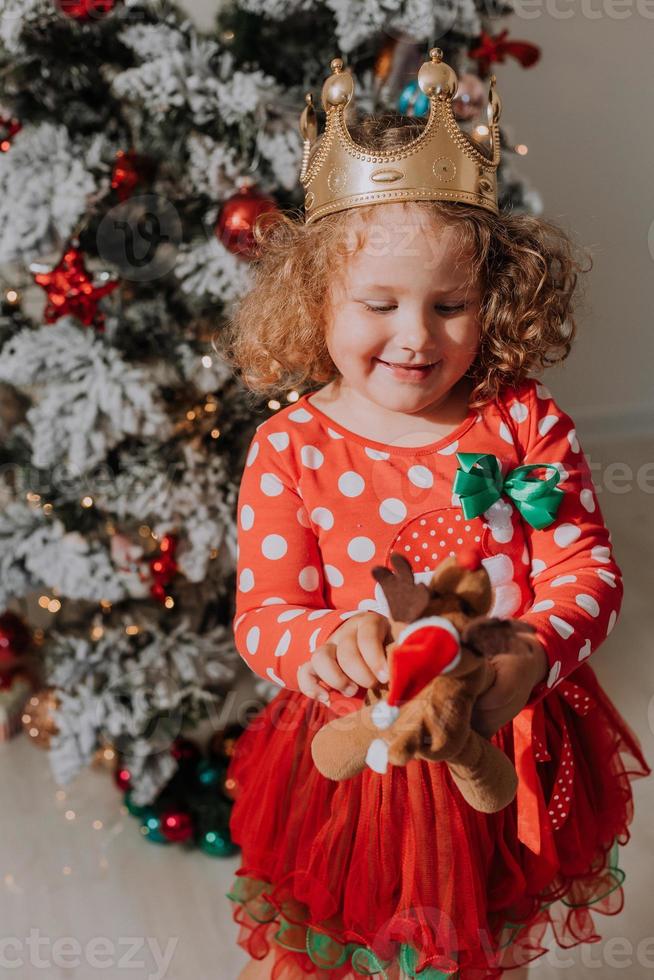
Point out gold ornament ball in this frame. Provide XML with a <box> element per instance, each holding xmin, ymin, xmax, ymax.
<box><xmin>22</xmin><ymin>688</ymin><xmax>60</xmax><ymax>749</ymax></box>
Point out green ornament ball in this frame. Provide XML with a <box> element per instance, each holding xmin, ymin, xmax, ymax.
<box><xmin>199</xmin><ymin>827</ymin><xmax>238</xmax><ymax>857</ymax></box>
<box><xmin>124</xmin><ymin>791</ymin><xmax>148</xmax><ymax>818</ymax></box>
<box><xmin>140</xmin><ymin>807</ymin><xmax>168</xmax><ymax>844</ymax></box>
<box><xmin>196</xmin><ymin>759</ymin><xmax>224</xmax><ymax>788</ymax></box>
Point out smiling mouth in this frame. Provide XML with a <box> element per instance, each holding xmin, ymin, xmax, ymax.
<box><xmin>375</xmin><ymin>358</ymin><xmax>440</xmax><ymax>369</ymax></box>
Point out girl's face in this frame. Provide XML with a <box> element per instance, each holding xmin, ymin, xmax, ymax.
<box><xmin>324</xmin><ymin>205</ymin><xmax>482</xmax><ymax>419</ymax></box>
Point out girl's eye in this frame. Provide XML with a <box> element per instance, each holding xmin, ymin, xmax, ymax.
<box><xmin>363</xmin><ymin>303</ymin><xmax>466</xmax><ymax>315</ymax></box>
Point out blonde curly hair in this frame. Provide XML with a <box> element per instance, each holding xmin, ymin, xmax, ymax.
<box><xmin>216</xmin><ymin>114</ymin><xmax>592</xmax><ymax>410</ymax></box>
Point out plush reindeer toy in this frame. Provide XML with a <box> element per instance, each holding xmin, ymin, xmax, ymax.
<box><xmin>310</xmin><ymin>546</ymin><xmax>538</xmax><ymax>814</ymax></box>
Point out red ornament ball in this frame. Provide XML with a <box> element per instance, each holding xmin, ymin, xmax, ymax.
<box><xmin>54</xmin><ymin>0</ymin><xmax>117</xmax><ymax>21</ymax></box>
<box><xmin>114</xmin><ymin>765</ymin><xmax>132</xmax><ymax>792</ymax></box>
<box><xmin>160</xmin><ymin>809</ymin><xmax>194</xmax><ymax>843</ymax></box>
<box><xmin>216</xmin><ymin>185</ymin><xmax>278</xmax><ymax>259</ymax></box>
<box><xmin>0</xmin><ymin>611</ymin><xmax>31</xmax><ymax>663</ymax></box>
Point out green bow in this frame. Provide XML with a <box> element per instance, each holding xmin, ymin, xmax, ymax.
<box><xmin>453</xmin><ymin>452</ymin><xmax>564</xmax><ymax>530</ymax></box>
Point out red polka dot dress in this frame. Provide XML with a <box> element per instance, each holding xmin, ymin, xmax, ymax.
<box><xmin>225</xmin><ymin>376</ymin><xmax>651</xmax><ymax>979</ymax></box>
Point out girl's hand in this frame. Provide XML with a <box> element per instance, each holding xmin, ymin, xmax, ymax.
<box><xmin>471</xmin><ymin>633</ymin><xmax>549</xmax><ymax>738</ymax></box>
<box><xmin>297</xmin><ymin>611</ymin><xmax>392</xmax><ymax>705</ymax></box>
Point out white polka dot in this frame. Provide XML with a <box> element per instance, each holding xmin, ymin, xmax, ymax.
<box><xmin>327</xmin><ymin>427</ymin><xmax>344</xmax><ymax>439</ymax></box>
<box><xmin>567</xmin><ymin>429</ymin><xmax>580</xmax><ymax>453</ymax></box>
<box><xmin>535</xmin><ymin>383</ymin><xmax>552</xmax><ymax>399</ymax></box>
<box><xmin>538</xmin><ymin>415</ymin><xmax>559</xmax><ymax>437</ymax></box>
<box><xmin>437</xmin><ymin>440</ymin><xmax>459</xmax><ymax>456</ymax></box>
<box><xmin>498</xmin><ymin>421</ymin><xmax>513</xmax><ymax>445</ymax></box>
<box><xmin>262</xmin><ymin>534</ymin><xmax>288</xmax><ymax>559</ymax></box>
<box><xmin>531</xmin><ymin>559</ymin><xmax>547</xmax><ymax>577</ymax></box>
<box><xmin>240</xmin><ymin>505</ymin><xmax>255</xmax><ymax>530</ymax></box>
<box><xmin>266</xmin><ymin>667</ymin><xmax>285</xmax><ymax>687</ymax></box>
<box><xmin>510</xmin><ymin>401</ymin><xmax>529</xmax><ymax>423</ymax></box>
<box><xmin>301</xmin><ymin>445</ymin><xmax>324</xmax><ymax>469</ymax></box>
<box><xmin>379</xmin><ymin>498</ymin><xmax>407</xmax><ymax>525</ymax></box>
<box><xmin>551</xmin><ymin>574</ymin><xmax>577</xmax><ymax>587</ymax></box>
<box><xmin>261</xmin><ymin>473</ymin><xmax>284</xmax><ymax>496</ymax></box>
<box><xmin>324</xmin><ymin>564</ymin><xmax>344</xmax><ymax>587</ymax></box>
<box><xmin>274</xmin><ymin>629</ymin><xmax>292</xmax><ymax>656</ymax></box>
<box><xmin>547</xmin><ymin>661</ymin><xmax>561</xmax><ymax>687</ymax></box>
<box><xmin>278</xmin><ymin>608</ymin><xmax>305</xmax><ymax>621</ymax></box>
<box><xmin>549</xmin><ymin>615</ymin><xmax>574</xmax><ymax>639</ymax></box>
<box><xmin>607</xmin><ymin>609</ymin><xmax>618</xmax><ymax>634</ymax></box>
<box><xmin>580</xmin><ymin>489</ymin><xmax>596</xmax><ymax>513</ymax></box>
<box><xmin>261</xmin><ymin>596</ymin><xmax>285</xmax><ymax>605</ymax></box>
<box><xmin>597</xmin><ymin>569</ymin><xmax>617</xmax><ymax>588</ymax></box>
<box><xmin>339</xmin><ymin>610</ymin><xmax>360</xmax><ymax>620</ymax></box>
<box><xmin>347</xmin><ymin>537</ymin><xmax>376</xmax><ymax>562</ymax></box>
<box><xmin>239</xmin><ymin>568</ymin><xmax>254</xmax><ymax>592</ymax></box>
<box><xmin>530</xmin><ymin>599</ymin><xmax>555</xmax><ymax>612</ymax></box>
<box><xmin>338</xmin><ymin>471</ymin><xmax>365</xmax><ymax>497</ymax></box>
<box><xmin>288</xmin><ymin>407</ymin><xmax>313</xmax><ymax>423</ymax></box>
<box><xmin>299</xmin><ymin>566</ymin><xmax>320</xmax><ymax>591</ymax></box>
<box><xmin>591</xmin><ymin>545</ymin><xmax>611</xmax><ymax>564</ymax></box>
<box><xmin>553</xmin><ymin>524</ymin><xmax>581</xmax><ymax>548</ymax></box>
<box><xmin>521</xmin><ymin>545</ymin><xmax>529</xmax><ymax>565</ymax></box>
<box><xmin>296</xmin><ymin>506</ymin><xmax>310</xmax><ymax>528</ymax></box>
<box><xmin>246</xmin><ymin>441</ymin><xmax>259</xmax><ymax>466</ymax></box>
<box><xmin>578</xmin><ymin>639</ymin><xmax>592</xmax><ymax>661</ymax></box>
<box><xmin>246</xmin><ymin>627</ymin><xmax>260</xmax><ymax>654</ymax></box>
<box><xmin>575</xmin><ymin>593</ymin><xmax>600</xmax><ymax>617</ymax></box>
<box><xmin>267</xmin><ymin>431</ymin><xmax>290</xmax><ymax>451</ymax></box>
<box><xmin>308</xmin><ymin>608</ymin><xmax>331</xmax><ymax>620</ymax></box>
<box><xmin>311</xmin><ymin>507</ymin><xmax>334</xmax><ymax>530</ymax></box>
<box><xmin>365</xmin><ymin>447</ymin><xmax>390</xmax><ymax>460</ymax></box>
<box><xmin>407</xmin><ymin>465</ymin><xmax>433</xmax><ymax>489</ymax></box>
<box><xmin>233</xmin><ymin>613</ymin><xmax>246</xmax><ymax>630</ymax></box>
<box><xmin>308</xmin><ymin>627</ymin><xmax>323</xmax><ymax>652</ymax></box>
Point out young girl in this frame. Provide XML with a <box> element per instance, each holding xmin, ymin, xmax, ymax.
<box><xmin>218</xmin><ymin>51</ymin><xmax>651</xmax><ymax>980</ymax></box>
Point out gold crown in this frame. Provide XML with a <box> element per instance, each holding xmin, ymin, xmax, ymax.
<box><xmin>298</xmin><ymin>47</ymin><xmax>502</xmax><ymax>224</ymax></box>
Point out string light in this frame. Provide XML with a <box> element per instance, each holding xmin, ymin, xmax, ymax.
<box><xmin>287</xmin><ymin>390</ymin><xmax>300</xmax><ymax>402</ymax></box>
<box><xmin>474</xmin><ymin>124</ymin><xmax>489</xmax><ymax>138</ymax></box>
<box><xmin>268</xmin><ymin>399</ymin><xmax>281</xmax><ymax>411</ymax></box>
<box><xmin>164</xmin><ymin>596</ymin><xmax>174</xmax><ymax>609</ymax></box>
<box><xmin>81</xmin><ymin>496</ymin><xmax>93</xmax><ymax>508</ymax></box>
<box><xmin>210</xmin><ymin>428</ymin><xmax>220</xmax><ymax>439</ymax></box>
<box><xmin>125</xmin><ymin>625</ymin><xmax>139</xmax><ymax>636</ymax></box>
<box><xmin>65</xmin><ymin>810</ymin><xmax>76</xmax><ymax>821</ymax></box>
<box><xmin>47</xmin><ymin>599</ymin><xmax>61</xmax><ymax>613</ymax></box>
<box><xmin>4</xmin><ymin>287</ymin><xmax>20</xmax><ymax>305</ymax></box>
<box><xmin>515</xmin><ymin>143</ymin><xmax>528</xmax><ymax>155</ymax></box>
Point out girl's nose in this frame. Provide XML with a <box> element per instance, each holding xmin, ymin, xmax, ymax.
<box><xmin>395</xmin><ymin>309</ymin><xmax>434</xmax><ymax>351</ymax></box>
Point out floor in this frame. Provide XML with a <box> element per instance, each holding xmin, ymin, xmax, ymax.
<box><xmin>1</xmin><ymin>435</ymin><xmax>652</xmax><ymax>979</ymax></box>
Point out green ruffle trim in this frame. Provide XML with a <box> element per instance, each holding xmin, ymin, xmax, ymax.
<box><xmin>226</xmin><ymin>838</ymin><xmax>625</xmax><ymax>978</ymax></box>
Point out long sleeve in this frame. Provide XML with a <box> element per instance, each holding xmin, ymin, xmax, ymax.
<box><xmin>503</xmin><ymin>379</ymin><xmax>624</xmax><ymax>706</ymax></box>
<box><xmin>232</xmin><ymin>426</ymin><xmax>357</xmax><ymax>691</ymax></box>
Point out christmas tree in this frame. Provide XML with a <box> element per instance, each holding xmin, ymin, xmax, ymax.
<box><xmin>0</xmin><ymin>0</ymin><xmax>541</xmax><ymax>845</ymax></box>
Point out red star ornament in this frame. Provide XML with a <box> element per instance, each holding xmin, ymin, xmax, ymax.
<box><xmin>32</xmin><ymin>243</ymin><xmax>119</xmax><ymax>328</ymax></box>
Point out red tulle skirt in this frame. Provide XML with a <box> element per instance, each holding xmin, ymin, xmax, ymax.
<box><xmin>224</xmin><ymin>662</ymin><xmax>651</xmax><ymax>979</ymax></box>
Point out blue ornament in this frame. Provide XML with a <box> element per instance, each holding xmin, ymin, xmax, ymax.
<box><xmin>397</xmin><ymin>80</ymin><xmax>429</xmax><ymax>118</ymax></box>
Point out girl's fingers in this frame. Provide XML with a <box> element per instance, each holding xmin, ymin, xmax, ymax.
<box><xmin>311</xmin><ymin>644</ymin><xmax>360</xmax><ymax>696</ymax></box>
<box><xmin>297</xmin><ymin>658</ymin><xmax>332</xmax><ymax>704</ymax></box>
<box><xmin>336</xmin><ymin>630</ymin><xmax>379</xmax><ymax>689</ymax></box>
<box><xmin>356</xmin><ymin>615</ymin><xmax>390</xmax><ymax>683</ymax></box>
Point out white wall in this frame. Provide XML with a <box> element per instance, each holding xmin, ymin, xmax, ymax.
<box><xmin>178</xmin><ymin>0</ymin><xmax>654</xmax><ymax>435</ymax></box>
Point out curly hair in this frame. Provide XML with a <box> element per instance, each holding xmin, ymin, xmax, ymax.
<box><xmin>216</xmin><ymin>114</ymin><xmax>592</xmax><ymax>410</ymax></box>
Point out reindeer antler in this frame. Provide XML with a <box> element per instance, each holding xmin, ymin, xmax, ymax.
<box><xmin>371</xmin><ymin>552</ymin><xmax>431</xmax><ymax>622</ymax></box>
